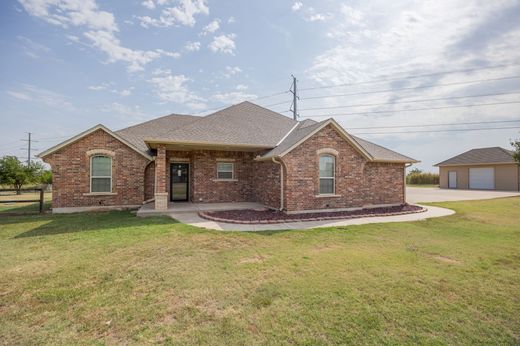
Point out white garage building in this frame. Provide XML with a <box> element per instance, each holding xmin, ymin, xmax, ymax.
<box><xmin>435</xmin><ymin>147</ymin><xmax>520</xmax><ymax>191</ymax></box>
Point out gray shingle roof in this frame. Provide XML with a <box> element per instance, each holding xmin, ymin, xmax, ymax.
<box><xmin>148</xmin><ymin>101</ymin><xmax>297</xmax><ymax>147</ymax></box>
<box><xmin>350</xmin><ymin>135</ymin><xmax>418</xmax><ymax>162</ymax></box>
<box><xmin>116</xmin><ymin>113</ymin><xmax>200</xmax><ymax>153</ymax></box>
<box><xmin>435</xmin><ymin>147</ymin><xmax>515</xmax><ymax>166</ymax></box>
<box><xmin>114</xmin><ymin>102</ymin><xmax>416</xmax><ymax>163</ymax></box>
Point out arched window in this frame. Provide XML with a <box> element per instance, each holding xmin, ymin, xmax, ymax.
<box><xmin>319</xmin><ymin>155</ymin><xmax>335</xmax><ymax>194</ymax></box>
<box><xmin>90</xmin><ymin>155</ymin><xmax>112</xmax><ymax>193</ymax></box>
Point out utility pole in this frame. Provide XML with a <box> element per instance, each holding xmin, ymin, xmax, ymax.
<box><xmin>290</xmin><ymin>74</ymin><xmax>299</xmax><ymax>120</ymax></box>
<box><xmin>20</xmin><ymin>132</ymin><xmax>38</xmax><ymax>165</ymax></box>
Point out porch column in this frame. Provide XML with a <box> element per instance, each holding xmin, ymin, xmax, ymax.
<box><xmin>154</xmin><ymin>145</ymin><xmax>168</xmax><ymax>211</ymax></box>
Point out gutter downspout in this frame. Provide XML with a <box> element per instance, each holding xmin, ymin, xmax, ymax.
<box><xmin>404</xmin><ymin>163</ymin><xmax>413</xmax><ymax>204</ymax></box>
<box><xmin>272</xmin><ymin>157</ymin><xmax>284</xmax><ymax>211</ymax></box>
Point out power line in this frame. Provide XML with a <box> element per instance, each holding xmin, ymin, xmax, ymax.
<box><xmin>348</xmin><ymin>119</ymin><xmax>520</xmax><ymax>130</ymax></box>
<box><xmin>295</xmin><ymin>91</ymin><xmax>520</xmax><ymax>112</ymax></box>
<box><xmin>300</xmin><ymin>75</ymin><xmax>520</xmax><ymax>101</ymax></box>
<box><xmin>299</xmin><ymin>62</ymin><xmax>520</xmax><ymax>91</ymax></box>
<box><xmin>352</xmin><ymin>126</ymin><xmax>520</xmax><ymax>135</ymax></box>
<box><xmin>300</xmin><ymin>100</ymin><xmax>520</xmax><ymax>118</ymax></box>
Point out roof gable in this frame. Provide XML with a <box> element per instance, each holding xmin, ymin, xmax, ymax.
<box><xmin>261</xmin><ymin>119</ymin><xmax>374</xmax><ymax>160</ymax></box>
<box><xmin>435</xmin><ymin>147</ymin><xmax>515</xmax><ymax>166</ymax></box>
<box><xmin>38</xmin><ymin>124</ymin><xmax>153</xmax><ymax>160</ymax></box>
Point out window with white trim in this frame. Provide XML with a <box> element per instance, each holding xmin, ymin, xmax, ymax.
<box><xmin>319</xmin><ymin>155</ymin><xmax>335</xmax><ymax>194</ymax></box>
<box><xmin>91</xmin><ymin>155</ymin><xmax>112</xmax><ymax>192</ymax></box>
<box><xmin>217</xmin><ymin>162</ymin><xmax>234</xmax><ymax>179</ymax></box>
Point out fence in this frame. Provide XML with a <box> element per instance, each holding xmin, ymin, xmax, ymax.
<box><xmin>0</xmin><ymin>188</ymin><xmax>45</xmax><ymax>213</ymax></box>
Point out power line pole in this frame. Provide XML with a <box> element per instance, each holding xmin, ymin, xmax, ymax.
<box><xmin>290</xmin><ymin>74</ymin><xmax>299</xmax><ymax>120</ymax></box>
<box><xmin>20</xmin><ymin>132</ymin><xmax>38</xmax><ymax>165</ymax></box>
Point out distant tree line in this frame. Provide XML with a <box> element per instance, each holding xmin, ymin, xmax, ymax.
<box><xmin>0</xmin><ymin>156</ymin><xmax>52</xmax><ymax>194</ymax></box>
<box><xmin>406</xmin><ymin>168</ymin><xmax>439</xmax><ymax>185</ymax></box>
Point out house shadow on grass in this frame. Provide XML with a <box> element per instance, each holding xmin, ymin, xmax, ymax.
<box><xmin>4</xmin><ymin>211</ymin><xmax>178</xmax><ymax>239</ymax></box>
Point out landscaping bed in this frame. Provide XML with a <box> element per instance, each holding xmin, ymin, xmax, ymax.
<box><xmin>199</xmin><ymin>204</ymin><xmax>426</xmax><ymax>224</ymax></box>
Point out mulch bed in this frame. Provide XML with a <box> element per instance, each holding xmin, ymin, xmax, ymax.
<box><xmin>198</xmin><ymin>204</ymin><xmax>426</xmax><ymax>224</ymax></box>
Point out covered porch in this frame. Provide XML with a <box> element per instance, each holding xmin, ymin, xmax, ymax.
<box><xmin>136</xmin><ymin>201</ymin><xmax>267</xmax><ymax>217</ymax></box>
<box><xmin>148</xmin><ymin>142</ymin><xmax>282</xmax><ymax>212</ymax></box>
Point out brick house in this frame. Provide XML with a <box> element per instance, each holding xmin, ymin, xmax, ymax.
<box><xmin>38</xmin><ymin>101</ymin><xmax>418</xmax><ymax>213</ymax></box>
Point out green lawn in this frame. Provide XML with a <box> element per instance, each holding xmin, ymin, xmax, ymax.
<box><xmin>1</xmin><ymin>198</ymin><xmax>519</xmax><ymax>344</ymax></box>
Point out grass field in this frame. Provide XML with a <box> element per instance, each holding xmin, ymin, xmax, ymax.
<box><xmin>1</xmin><ymin>197</ymin><xmax>519</xmax><ymax>344</ymax></box>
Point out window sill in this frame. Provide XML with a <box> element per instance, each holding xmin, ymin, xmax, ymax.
<box><xmin>212</xmin><ymin>179</ymin><xmax>238</xmax><ymax>182</ymax></box>
<box><xmin>83</xmin><ymin>192</ymin><xmax>117</xmax><ymax>196</ymax></box>
<box><xmin>315</xmin><ymin>194</ymin><xmax>342</xmax><ymax>198</ymax></box>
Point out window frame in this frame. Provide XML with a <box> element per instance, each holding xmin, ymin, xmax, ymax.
<box><xmin>319</xmin><ymin>154</ymin><xmax>336</xmax><ymax>195</ymax></box>
<box><xmin>90</xmin><ymin>155</ymin><xmax>113</xmax><ymax>193</ymax></box>
<box><xmin>216</xmin><ymin>162</ymin><xmax>235</xmax><ymax>180</ymax></box>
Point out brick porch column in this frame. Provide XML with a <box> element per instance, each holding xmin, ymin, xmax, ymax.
<box><xmin>154</xmin><ymin>145</ymin><xmax>168</xmax><ymax>211</ymax></box>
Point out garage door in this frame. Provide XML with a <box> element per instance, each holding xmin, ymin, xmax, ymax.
<box><xmin>469</xmin><ymin>167</ymin><xmax>495</xmax><ymax>190</ymax></box>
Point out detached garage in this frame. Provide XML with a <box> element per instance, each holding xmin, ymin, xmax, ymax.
<box><xmin>435</xmin><ymin>147</ymin><xmax>520</xmax><ymax>191</ymax></box>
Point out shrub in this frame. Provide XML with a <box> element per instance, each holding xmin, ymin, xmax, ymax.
<box><xmin>406</xmin><ymin>172</ymin><xmax>439</xmax><ymax>185</ymax></box>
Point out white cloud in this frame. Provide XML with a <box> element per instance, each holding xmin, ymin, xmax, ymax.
<box><xmin>141</xmin><ymin>0</ymin><xmax>155</xmax><ymax>9</ymax></box>
<box><xmin>222</xmin><ymin>66</ymin><xmax>242</xmax><ymax>78</ymax></box>
<box><xmin>7</xmin><ymin>84</ymin><xmax>74</xmax><ymax>110</ymax></box>
<box><xmin>211</xmin><ymin>84</ymin><xmax>256</xmax><ymax>104</ymax></box>
<box><xmin>184</xmin><ymin>41</ymin><xmax>201</xmax><ymax>51</ymax></box>
<box><xmin>307</xmin><ymin>13</ymin><xmax>327</xmax><ymax>22</ymax></box>
<box><xmin>291</xmin><ymin>2</ymin><xmax>303</xmax><ymax>12</ymax></box>
<box><xmin>84</xmin><ymin>30</ymin><xmax>162</xmax><ymax>72</ymax></box>
<box><xmin>227</xmin><ymin>16</ymin><xmax>235</xmax><ymax>23</ymax></box>
<box><xmin>208</xmin><ymin>34</ymin><xmax>236</xmax><ymax>54</ymax></box>
<box><xmin>200</xmin><ymin>19</ymin><xmax>220</xmax><ymax>36</ymax></box>
<box><xmin>17</xmin><ymin>35</ymin><xmax>51</xmax><ymax>59</ymax></box>
<box><xmin>18</xmin><ymin>0</ymin><xmax>118</xmax><ymax>32</ymax></box>
<box><xmin>88</xmin><ymin>84</ymin><xmax>107</xmax><ymax>91</ymax></box>
<box><xmin>303</xmin><ymin>1</ymin><xmax>520</xmax><ymax>170</ymax></box>
<box><xmin>148</xmin><ymin>69</ymin><xmax>206</xmax><ymax>109</ymax></box>
<box><xmin>137</xmin><ymin>0</ymin><xmax>209</xmax><ymax>28</ymax></box>
<box><xmin>18</xmin><ymin>0</ymin><xmax>176</xmax><ymax>72</ymax></box>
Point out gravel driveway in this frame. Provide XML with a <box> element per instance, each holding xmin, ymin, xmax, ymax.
<box><xmin>406</xmin><ymin>187</ymin><xmax>520</xmax><ymax>204</ymax></box>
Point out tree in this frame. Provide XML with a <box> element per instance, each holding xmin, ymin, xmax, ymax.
<box><xmin>408</xmin><ymin>168</ymin><xmax>422</xmax><ymax>175</ymax></box>
<box><xmin>0</xmin><ymin>156</ymin><xmax>43</xmax><ymax>194</ymax></box>
<box><xmin>511</xmin><ymin>139</ymin><xmax>520</xmax><ymax>165</ymax></box>
<box><xmin>40</xmin><ymin>170</ymin><xmax>52</xmax><ymax>187</ymax></box>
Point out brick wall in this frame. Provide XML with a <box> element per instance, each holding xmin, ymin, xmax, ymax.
<box><xmin>281</xmin><ymin>124</ymin><xmax>405</xmax><ymax>211</ymax></box>
<box><xmin>144</xmin><ymin>162</ymin><xmax>155</xmax><ymax>200</ymax></box>
<box><xmin>43</xmin><ymin>129</ymin><xmax>151</xmax><ymax>208</ymax></box>
<box><xmin>252</xmin><ymin>159</ymin><xmax>281</xmax><ymax>209</ymax></box>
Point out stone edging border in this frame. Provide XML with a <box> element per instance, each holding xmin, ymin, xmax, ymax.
<box><xmin>198</xmin><ymin>206</ymin><xmax>428</xmax><ymax>224</ymax></box>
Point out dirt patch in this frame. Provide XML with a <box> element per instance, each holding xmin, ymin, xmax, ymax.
<box><xmin>426</xmin><ymin>253</ymin><xmax>462</xmax><ymax>265</ymax></box>
<box><xmin>239</xmin><ymin>255</ymin><xmax>267</xmax><ymax>264</ymax></box>
<box><xmin>199</xmin><ymin>204</ymin><xmax>425</xmax><ymax>224</ymax></box>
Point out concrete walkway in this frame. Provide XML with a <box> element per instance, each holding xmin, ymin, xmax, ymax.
<box><xmin>406</xmin><ymin>187</ymin><xmax>520</xmax><ymax>204</ymax></box>
<box><xmin>167</xmin><ymin>205</ymin><xmax>454</xmax><ymax>231</ymax></box>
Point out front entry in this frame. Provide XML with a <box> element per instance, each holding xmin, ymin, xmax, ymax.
<box><xmin>170</xmin><ymin>163</ymin><xmax>189</xmax><ymax>201</ymax></box>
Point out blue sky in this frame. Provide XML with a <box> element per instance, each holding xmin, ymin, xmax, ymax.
<box><xmin>1</xmin><ymin>0</ymin><xmax>520</xmax><ymax>170</ymax></box>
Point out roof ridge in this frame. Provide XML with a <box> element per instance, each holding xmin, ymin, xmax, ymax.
<box><xmin>116</xmin><ymin>113</ymin><xmax>199</xmax><ymax>133</ymax></box>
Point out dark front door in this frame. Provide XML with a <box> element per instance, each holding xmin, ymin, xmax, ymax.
<box><xmin>170</xmin><ymin>163</ymin><xmax>189</xmax><ymax>201</ymax></box>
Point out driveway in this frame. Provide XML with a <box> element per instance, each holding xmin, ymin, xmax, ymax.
<box><xmin>406</xmin><ymin>187</ymin><xmax>520</xmax><ymax>204</ymax></box>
